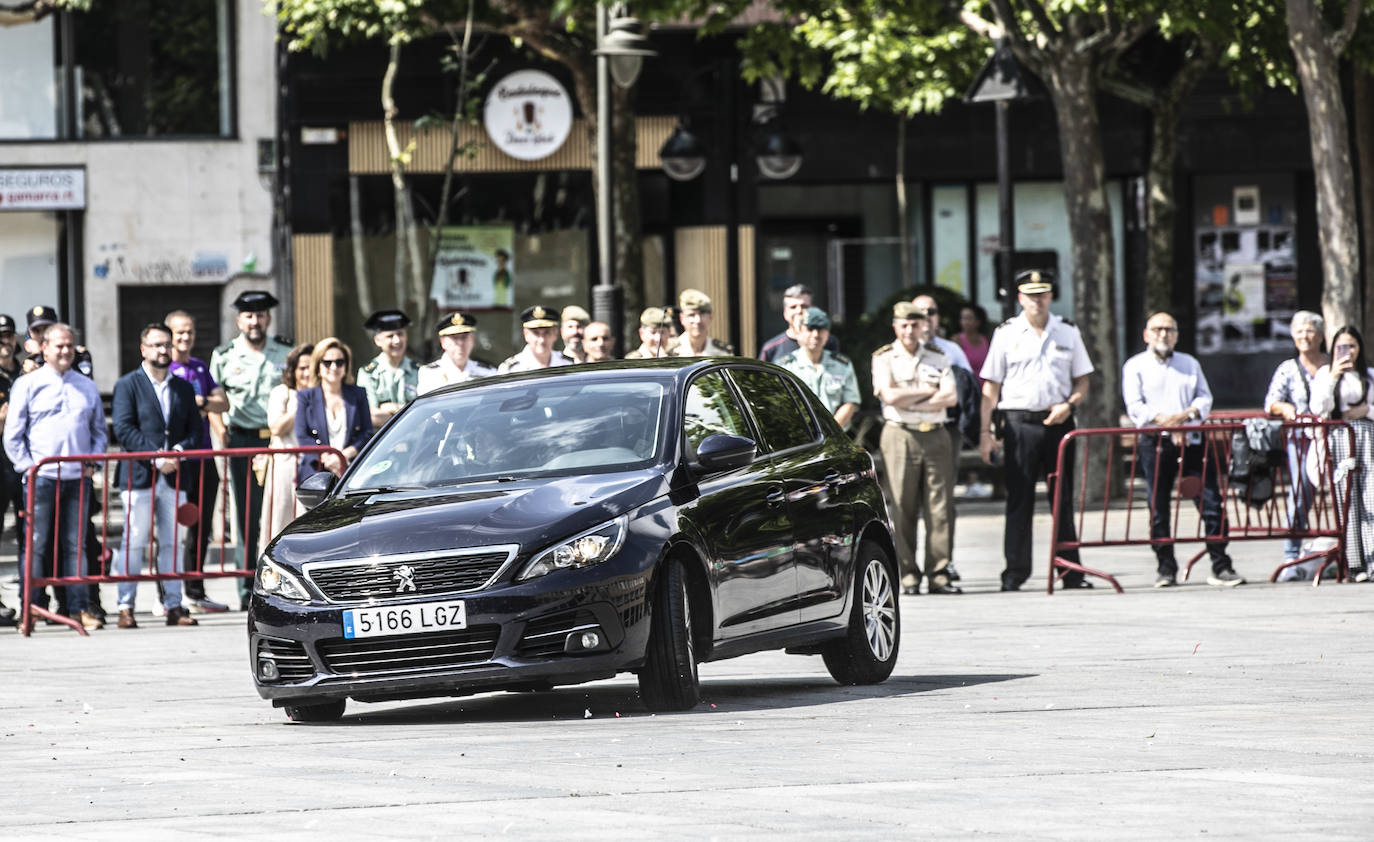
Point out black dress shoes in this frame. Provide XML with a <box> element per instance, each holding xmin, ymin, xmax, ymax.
<box><xmin>929</xmin><ymin>583</ymin><xmax>963</xmax><ymax>595</ymax></box>
<box><xmin>1060</xmin><ymin>578</ymin><xmax>1094</xmax><ymax>589</ymax></box>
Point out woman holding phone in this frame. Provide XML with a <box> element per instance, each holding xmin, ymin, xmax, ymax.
<box><xmin>1311</xmin><ymin>326</ymin><xmax>1374</xmax><ymax>581</ymax></box>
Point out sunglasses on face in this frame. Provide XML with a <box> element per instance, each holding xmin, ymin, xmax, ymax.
<box><xmin>320</xmin><ymin>358</ymin><xmax>348</xmax><ymax>368</ymax></box>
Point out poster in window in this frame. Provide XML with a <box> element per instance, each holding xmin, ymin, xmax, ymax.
<box><xmin>1194</xmin><ymin>225</ymin><xmax>1295</xmax><ymax>354</ymax></box>
<box><xmin>430</xmin><ymin>226</ymin><xmax>514</xmax><ymax>310</ymax></box>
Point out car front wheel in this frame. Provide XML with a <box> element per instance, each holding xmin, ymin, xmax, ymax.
<box><xmin>284</xmin><ymin>699</ymin><xmax>347</xmax><ymax>723</ymax></box>
<box><xmin>638</xmin><ymin>559</ymin><xmax>700</xmax><ymax>711</ymax></box>
<box><xmin>823</xmin><ymin>541</ymin><xmax>900</xmax><ymax>685</ymax></box>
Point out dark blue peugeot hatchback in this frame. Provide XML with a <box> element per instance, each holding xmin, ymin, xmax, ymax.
<box><xmin>248</xmin><ymin>358</ymin><xmax>899</xmax><ymax>722</ymax></box>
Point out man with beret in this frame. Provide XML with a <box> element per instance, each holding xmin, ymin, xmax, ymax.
<box><xmin>583</xmin><ymin>321</ymin><xmax>616</xmax><ymax>362</ymax></box>
<box><xmin>498</xmin><ymin>306</ymin><xmax>573</xmax><ymax>373</ymax></box>
<box><xmin>667</xmin><ymin>289</ymin><xmax>734</xmax><ymax>358</ymax></box>
<box><xmin>560</xmin><ymin>305</ymin><xmax>591</xmax><ymax>364</ymax></box>
<box><xmin>979</xmin><ymin>270</ymin><xmax>1094</xmax><ymax>592</ymax></box>
<box><xmin>0</xmin><ymin>313</ymin><xmax>19</xmax><ymax>624</ymax></box>
<box><xmin>873</xmin><ymin>303</ymin><xmax>961</xmax><ymax>596</ymax></box>
<box><xmin>777</xmin><ymin>307</ymin><xmax>860</xmax><ymax>429</ymax></box>
<box><xmin>209</xmin><ymin>290</ymin><xmax>293</xmax><ymax>609</ymax></box>
<box><xmin>625</xmin><ymin>308</ymin><xmax>672</xmax><ymax>359</ymax></box>
<box><xmin>418</xmin><ymin>312</ymin><xmax>494</xmax><ymax>395</ymax></box>
<box><xmin>356</xmin><ymin>309</ymin><xmax>420</xmax><ymax>426</ymax></box>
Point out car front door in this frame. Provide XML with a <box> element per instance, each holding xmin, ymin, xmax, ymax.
<box><xmin>680</xmin><ymin>370</ymin><xmax>798</xmax><ymax>638</ymax></box>
<box><xmin>729</xmin><ymin>367</ymin><xmax>846</xmax><ymax>623</ymax></box>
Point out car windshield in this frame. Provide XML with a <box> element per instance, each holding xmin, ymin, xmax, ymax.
<box><xmin>342</xmin><ymin>379</ymin><xmax>667</xmax><ymax>491</ymax></box>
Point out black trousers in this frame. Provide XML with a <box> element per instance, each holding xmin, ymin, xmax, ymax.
<box><xmin>1136</xmin><ymin>434</ymin><xmax>1230</xmax><ymax>576</ymax></box>
<box><xmin>226</xmin><ymin>427</ymin><xmax>267</xmax><ymax>601</ymax></box>
<box><xmin>1002</xmin><ymin>414</ymin><xmax>1081</xmax><ymax>588</ymax></box>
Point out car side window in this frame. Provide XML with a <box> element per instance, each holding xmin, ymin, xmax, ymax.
<box><xmin>729</xmin><ymin>368</ymin><xmax>818</xmax><ymax>453</ymax></box>
<box><xmin>683</xmin><ymin>371</ymin><xmax>752</xmax><ymax>455</ymax></box>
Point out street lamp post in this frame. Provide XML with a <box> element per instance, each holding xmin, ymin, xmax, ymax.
<box><xmin>592</xmin><ymin>4</ymin><xmax>655</xmax><ymax>355</ymax></box>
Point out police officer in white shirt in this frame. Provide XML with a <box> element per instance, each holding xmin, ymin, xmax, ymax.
<box><xmin>417</xmin><ymin>312</ymin><xmax>494</xmax><ymax>395</ymax></box>
<box><xmin>498</xmin><ymin>306</ymin><xmax>573</xmax><ymax>373</ymax></box>
<box><xmin>1122</xmin><ymin>311</ymin><xmax>1242</xmax><ymax>588</ymax></box>
<box><xmin>979</xmin><ymin>271</ymin><xmax>1093</xmax><ymax>591</ymax></box>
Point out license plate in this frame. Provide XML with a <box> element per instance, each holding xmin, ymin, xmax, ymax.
<box><xmin>341</xmin><ymin>600</ymin><xmax>467</xmax><ymax>639</ymax></box>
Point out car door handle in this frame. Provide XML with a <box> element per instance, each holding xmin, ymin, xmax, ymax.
<box><xmin>765</xmin><ymin>487</ymin><xmax>786</xmax><ymax>506</ymax></box>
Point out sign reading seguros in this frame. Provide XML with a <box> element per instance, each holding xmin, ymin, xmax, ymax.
<box><xmin>0</xmin><ymin>168</ymin><xmax>86</xmax><ymax>211</ymax></box>
<box><xmin>483</xmin><ymin>70</ymin><xmax>573</xmax><ymax>161</ymax></box>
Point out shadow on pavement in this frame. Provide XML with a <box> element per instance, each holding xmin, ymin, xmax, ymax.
<box><xmin>301</xmin><ymin>672</ymin><xmax>1035</xmax><ymax>726</ymax></box>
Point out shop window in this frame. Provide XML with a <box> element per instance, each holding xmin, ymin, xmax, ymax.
<box><xmin>0</xmin><ymin>212</ymin><xmax>62</xmax><ymax>319</ymax></box>
<box><xmin>0</xmin><ymin>17</ymin><xmax>59</xmax><ymax>139</ymax></box>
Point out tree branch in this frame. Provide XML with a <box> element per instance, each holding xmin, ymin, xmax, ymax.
<box><xmin>1330</xmin><ymin>0</ymin><xmax>1362</xmax><ymax>54</ymax></box>
<box><xmin>1022</xmin><ymin>0</ymin><xmax>1061</xmax><ymax>42</ymax></box>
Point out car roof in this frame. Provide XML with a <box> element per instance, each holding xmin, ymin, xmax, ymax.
<box><xmin>420</xmin><ymin>356</ymin><xmax>764</xmax><ymax>398</ymax></box>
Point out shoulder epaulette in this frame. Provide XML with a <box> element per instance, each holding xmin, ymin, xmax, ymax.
<box><xmin>362</xmin><ymin>360</ymin><xmax>379</xmax><ymax>373</ymax></box>
<box><xmin>1060</xmin><ymin>318</ymin><xmax>1076</xmax><ymax>327</ymax></box>
<box><xmin>213</xmin><ymin>341</ymin><xmax>233</xmax><ymax>355</ymax></box>
<box><xmin>833</xmin><ymin>352</ymin><xmax>851</xmax><ymax>365</ymax></box>
<box><xmin>421</xmin><ymin>361</ymin><xmax>440</xmax><ymax>370</ymax></box>
<box><xmin>998</xmin><ymin>318</ymin><xmax>1015</xmax><ymax>328</ymax></box>
<box><xmin>872</xmin><ymin>343</ymin><xmax>893</xmax><ymax>356</ymax></box>
<box><xmin>274</xmin><ymin>335</ymin><xmax>294</xmax><ymax>345</ymax></box>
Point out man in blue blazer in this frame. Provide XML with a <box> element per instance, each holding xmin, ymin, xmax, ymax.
<box><xmin>110</xmin><ymin>324</ymin><xmax>202</xmax><ymax>628</ymax></box>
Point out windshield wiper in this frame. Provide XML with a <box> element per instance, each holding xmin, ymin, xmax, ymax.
<box><xmin>341</xmin><ymin>484</ymin><xmax>425</xmax><ymax>496</ymax></box>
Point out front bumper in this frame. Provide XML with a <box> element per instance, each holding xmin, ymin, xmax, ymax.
<box><xmin>248</xmin><ymin>549</ymin><xmax>656</xmax><ymax>705</ymax></box>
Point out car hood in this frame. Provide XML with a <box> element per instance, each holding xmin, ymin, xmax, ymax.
<box><xmin>268</xmin><ymin>469</ymin><xmax>669</xmax><ymax>567</ymax></box>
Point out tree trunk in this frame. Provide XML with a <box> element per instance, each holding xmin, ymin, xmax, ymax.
<box><xmin>348</xmin><ymin>174</ymin><xmax>373</xmax><ymax>320</ymax></box>
<box><xmin>1043</xmin><ymin>50</ymin><xmax>1119</xmax><ymax>498</ymax></box>
<box><xmin>1287</xmin><ymin>0</ymin><xmax>1360</xmax><ymax>339</ymax></box>
<box><xmin>611</xmin><ymin>81</ymin><xmax>644</xmax><ymax>332</ymax></box>
<box><xmin>1143</xmin><ymin>43</ymin><xmax>1214</xmax><ymax>317</ymax></box>
<box><xmin>1356</xmin><ymin>69</ymin><xmax>1374</xmax><ymax>334</ymax></box>
<box><xmin>382</xmin><ymin>42</ymin><xmax>413</xmax><ymax>319</ymax></box>
<box><xmin>896</xmin><ymin>115</ymin><xmax>913</xmax><ymax>289</ymax></box>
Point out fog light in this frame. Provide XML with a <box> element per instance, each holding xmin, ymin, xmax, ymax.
<box><xmin>580</xmin><ymin>631</ymin><xmax>601</xmax><ymax>649</ymax></box>
<box><xmin>259</xmin><ymin>659</ymin><xmax>280</xmax><ymax>681</ymax></box>
<box><xmin>564</xmin><ymin>627</ymin><xmax>607</xmax><ymax>654</ymax></box>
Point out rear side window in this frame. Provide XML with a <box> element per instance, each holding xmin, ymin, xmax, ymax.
<box><xmin>683</xmin><ymin>371</ymin><xmax>752</xmax><ymax>454</ymax></box>
<box><xmin>730</xmin><ymin>368</ymin><xmax>818</xmax><ymax>453</ymax></box>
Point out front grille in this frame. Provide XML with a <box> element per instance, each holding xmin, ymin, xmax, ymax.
<box><xmin>257</xmin><ymin>638</ymin><xmax>314</xmax><ymax>683</ymax></box>
<box><xmin>516</xmin><ymin>609</ymin><xmax>600</xmax><ymax>659</ymax></box>
<box><xmin>307</xmin><ymin>552</ymin><xmax>511</xmax><ymax>602</ymax></box>
<box><xmin>318</xmin><ymin>627</ymin><xmax>500</xmax><ymax>675</ymax></box>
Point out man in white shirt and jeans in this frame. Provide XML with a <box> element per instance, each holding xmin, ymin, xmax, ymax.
<box><xmin>1122</xmin><ymin>311</ymin><xmax>1241</xmax><ymax>588</ymax></box>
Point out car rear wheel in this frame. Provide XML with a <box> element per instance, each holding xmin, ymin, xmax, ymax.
<box><xmin>284</xmin><ymin>699</ymin><xmax>347</xmax><ymax>723</ymax></box>
<box><xmin>638</xmin><ymin>559</ymin><xmax>700</xmax><ymax>711</ymax></box>
<box><xmin>823</xmin><ymin>541</ymin><xmax>900</xmax><ymax>685</ymax></box>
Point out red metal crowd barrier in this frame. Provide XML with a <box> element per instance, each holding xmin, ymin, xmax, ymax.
<box><xmin>17</xmin><ymin>445</ymin><xmax>341</xmax><ymax>636</ymax></box>
<box><xmin>1046</xmin><ymin>419</ymin><xmax>1357</xmax><ymax>593</ymax></box>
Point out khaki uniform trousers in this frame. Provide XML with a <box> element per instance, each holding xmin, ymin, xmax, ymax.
<box><xmin>880</xmin><ymin>421</ymin><xmax>955</xmax><ymax>588</ymax></box>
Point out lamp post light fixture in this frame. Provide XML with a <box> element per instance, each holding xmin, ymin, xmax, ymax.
<box><xmin>593</xmin><ymin>3</ymin><xmax>657</xmax><ymax>353</ymax></box>
<box><xmin>658</xmin><ymin>122</ymin><xmax>707</xmax><ymax>181</ymax></box>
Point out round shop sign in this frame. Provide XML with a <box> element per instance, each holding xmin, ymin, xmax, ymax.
<box><xmin>484</xmin><ymin>69</ymin><xmax>573</xmax><ymax>162</ymax></box>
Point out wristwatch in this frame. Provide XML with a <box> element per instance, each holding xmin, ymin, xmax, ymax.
<box><xmin>1186</xmin><ymin>407</ymin><xmax>1200</xmax><ymax>420</ymax></box>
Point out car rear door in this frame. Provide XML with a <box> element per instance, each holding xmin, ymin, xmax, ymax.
<box><xmin>680</xmin><ymin>369</ymin><xmax>799</xmax><ymax>638</ymax></box>
<box><xmin>728</xmin><ymin>367</ymin><xmax>846</xmax><ymax>623</ymax></box>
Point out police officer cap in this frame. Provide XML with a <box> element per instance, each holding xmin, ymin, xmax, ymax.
<box><xmin>232</xmin><ymin>290</ymin><xmax>279</xmax><ymax>312</ymax></box>
<box><xmin>27</xmin><ymin>305</ymin><xmax>59</xmax><ymax>329</ymax></box>
<box><xmin>802</xmin><ymin>307</ymin><xmax>831</xmax><ymax>330</ymax></box>
<box><xmin>437</xmin><ymin>312</ymin><xmax>477</xmax><ymax>336</ymax></box>
<box><xmin>364</xmin><ymin>309</ymin><xmax>411</xmax><ymax>333</ymax></box>
<box><xmin>1016</xmin><ymin>270</ymin><xmax>1055</xmax><ymax>295</ymax></box>
<box><xmin>679</xmin><ymin>288</ymin><xmax>712</xmax><ymax>313</ymax></box>
<box><xmin>521</xmin><ymin>305</ymin><xmax>559</xmax><ymax>329</ymax></box>
<box><xmin>639</xmin><ymin>307</ymin><xmax>670</xmax><ymax>327</ymax></box>
<box><xmin>0</xmin><ymin>313</ymin><xmax>15</xmax><ymax>334</ymax></box>
<box><xmin>892</xmin><ymin>302</ymin><xmax>927</xmax><ymax>321</ymax></box>
<box><xmin>561</xmin><ymin>305</ymin><xmax>591</xmax><ymax>324</ymax></box>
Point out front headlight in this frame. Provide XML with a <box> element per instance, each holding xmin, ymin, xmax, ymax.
<box><xmin>254</xmin><ymin>556</ymin><xmax>312</xmax><ymax>602</ymax></box>
<box><xmin>518</xmin><ymin>515</ymin><xmax>628</xmax><ymax>581</ymax></box>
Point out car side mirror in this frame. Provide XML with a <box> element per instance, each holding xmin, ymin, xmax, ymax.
<box><xmin>295</xmin><ymin>471</ymin><xmax>337</xmax><ymax>510</ymax></box>
<box><xmin>695</xmin><ymin>434</ymin><xmax>756</xmax><ymax>472</ymax></box>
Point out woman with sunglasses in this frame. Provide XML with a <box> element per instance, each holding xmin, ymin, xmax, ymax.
<box><xmin>1311</xmin><ymin>326</ymin><xmax>1374</xmax><ymax>581</ymax></box>
<box><xmin>294</xmin><ymin>338</ymin><xmax>373</xmax><ymax>484</ymax></box>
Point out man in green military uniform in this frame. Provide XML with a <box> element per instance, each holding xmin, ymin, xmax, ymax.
<box><xmin>625</xmin><ymin>308</ymin><xmax>672</xmax><ymax>359</ymax></box>
<box><xmin>209</xmin><ymin>290</ymin><xmax>292</xmax><ymax>609</ymax></box>
<box><xmin>356</xmin><ymin>309</ymin><xmax>419</xmax><ymax>427</ymax></box>
<box><xmin>667</xmin><ymin>289</ymin><xmax>734</xmax><ymax>357</ymax></box>
<box><xmin>777</xmin><ymin>307</ymin><xmax>860</xmax><ymax>429</ymax></box>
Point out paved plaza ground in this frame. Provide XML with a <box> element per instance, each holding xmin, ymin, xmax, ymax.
<box><xmin>3</xmin><ymin>500</ymin><xmax>1373</xmax><ymax>839</ymax></box>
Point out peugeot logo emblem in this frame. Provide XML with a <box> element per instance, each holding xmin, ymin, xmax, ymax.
<box><xmin>394</xmin><ymin>564</ymin><xmax>418</xmax><ymax>593</ymax></box>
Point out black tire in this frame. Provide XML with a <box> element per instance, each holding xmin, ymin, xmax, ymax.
<box><xmin>823</xmin><ymin>540</ymin><xmax>900</xmax><ymax>685</ymax></box>
<box><xmin>284</xmin><ymin>699</ymin><xmax>347</xmax><ymax>723</ymax></box>
<box><xmin>638</xmin><ymin>559</ymin><xmax>700</xmax><ymax>711</ymax></box>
